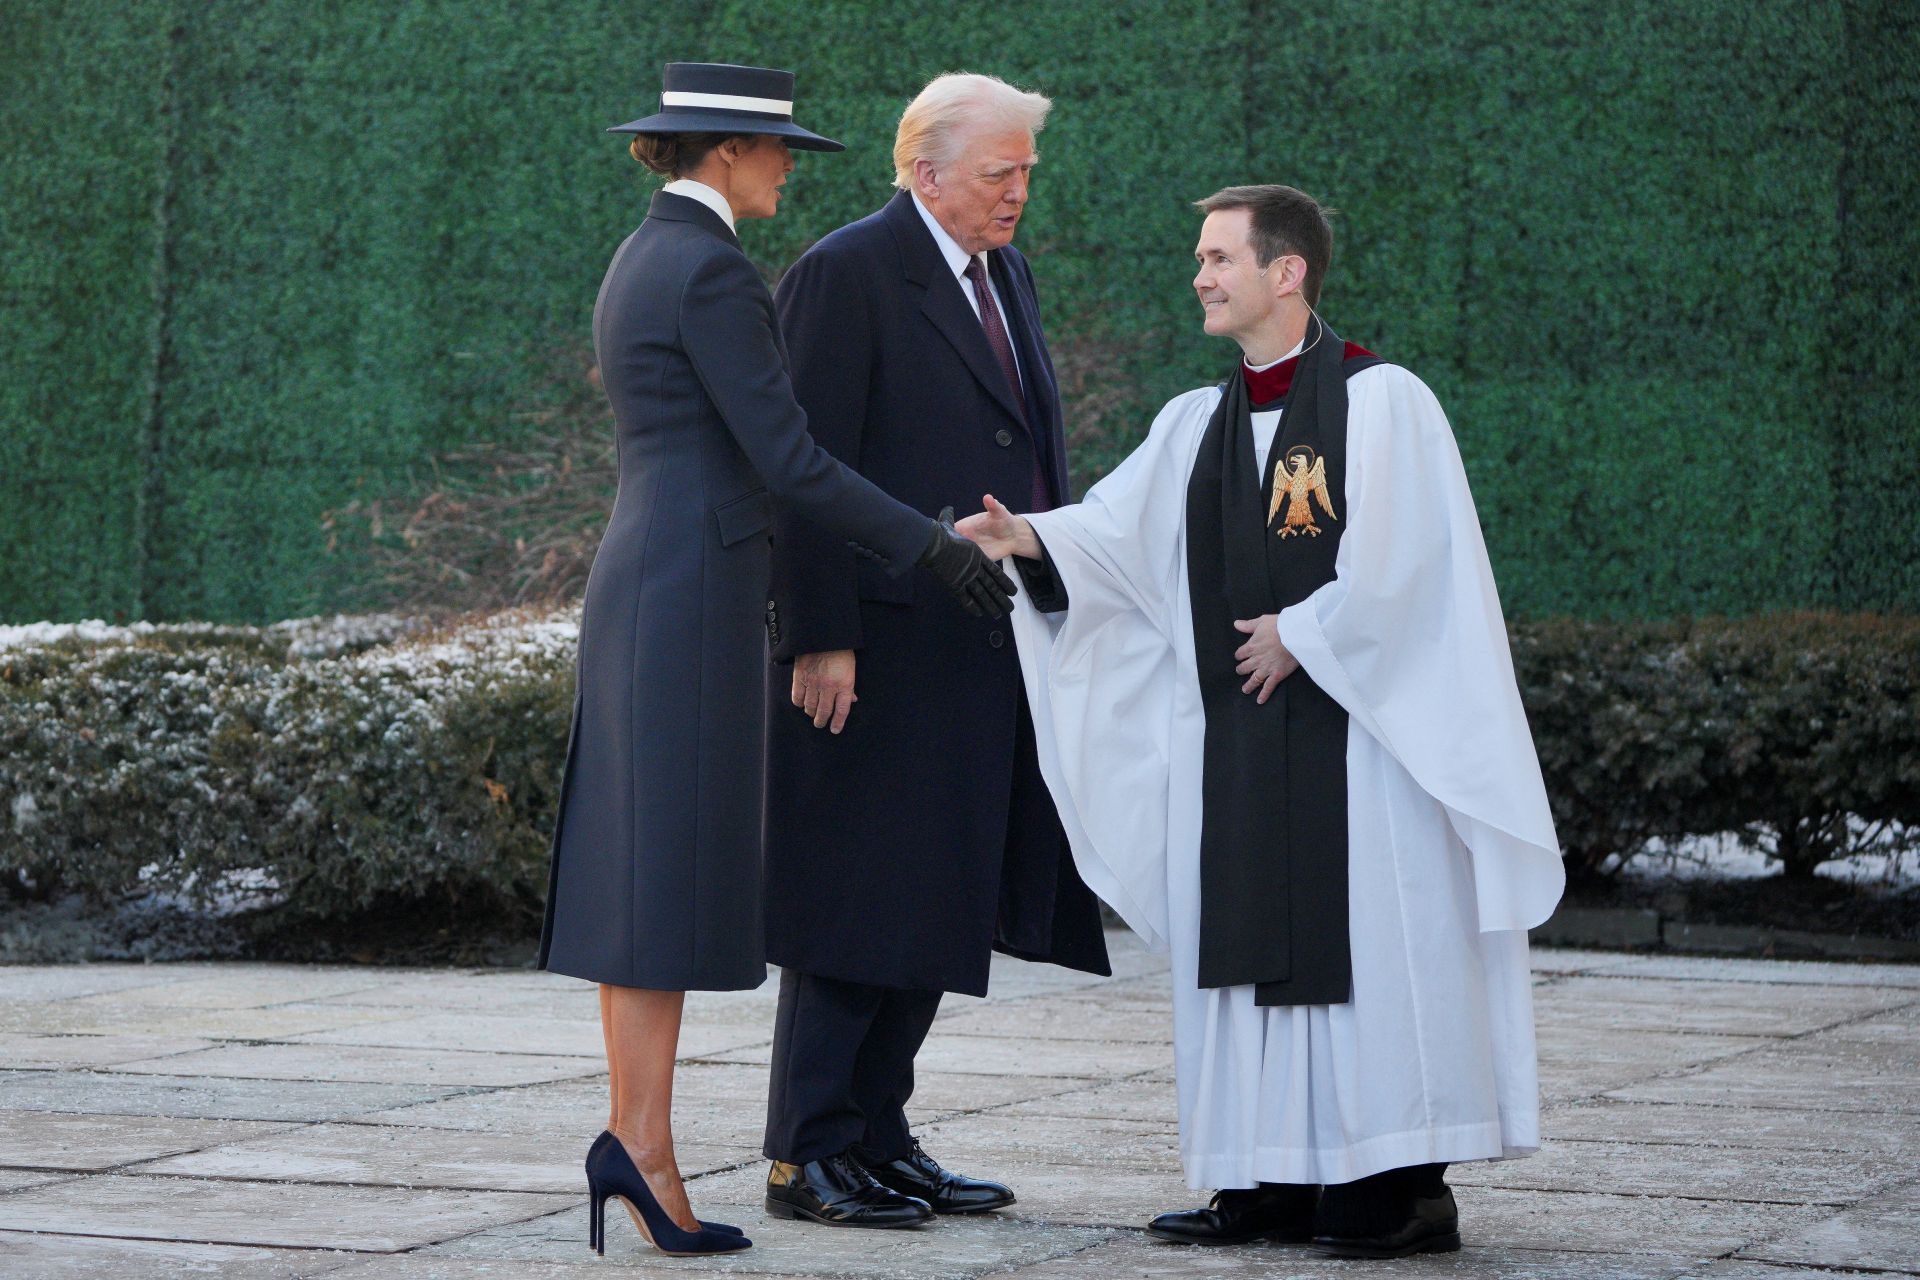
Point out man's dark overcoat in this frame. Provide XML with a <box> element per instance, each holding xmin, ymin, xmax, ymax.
<box><xmin>764</xmin><ymin>190</ymin><xmax>1111</xmax><ymax>996</ymax></box>
<box><xmin>538</xmin><ymin>191</ymin><xmax>929</xmax><ymax>992</ymax></box>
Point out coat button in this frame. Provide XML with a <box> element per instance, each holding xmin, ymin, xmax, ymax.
<box><xmin>994</xmin><ymin>429</ymin><xmax>1013</xmax><ymax>447</ymax></box>
<box><xmin>989</xmin><ymin>630</ymin><xmax>1005</xmax><ymax>648</ymax></box>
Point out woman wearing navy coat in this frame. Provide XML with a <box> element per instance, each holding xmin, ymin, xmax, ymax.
<box><xmin>537</xmin><ymin>63</ymin><xmax>1013</xmax><ymax>1258</ymax></box>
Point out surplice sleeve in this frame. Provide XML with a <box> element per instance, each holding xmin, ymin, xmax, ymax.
<box><xmin>1006</xmin><ymin>388</ymin><xmax>1220</xmax><ymax>951</ymax></box>
<box><xmin>1277</xmin><ymin>366</ymin><xmax>1565</xmax><ymax>932</ymax></box>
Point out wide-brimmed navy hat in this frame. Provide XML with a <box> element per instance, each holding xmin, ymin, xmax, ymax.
<box><xmin>607</xmin><ymin>62</ymin><xmax>844</xmax><ymax>152</ymax></box>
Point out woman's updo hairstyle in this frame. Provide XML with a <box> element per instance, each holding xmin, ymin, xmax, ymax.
<box><xmin>628</xmin><ymin>131</ymin><xmax>748</xmax><ymax>178</ymax></box>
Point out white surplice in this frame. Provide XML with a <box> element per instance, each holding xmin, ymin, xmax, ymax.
<box><xmin>1010</xmin><ymin>363</ymin><xmax>1565</xmax><ymax>1189</ymax></box>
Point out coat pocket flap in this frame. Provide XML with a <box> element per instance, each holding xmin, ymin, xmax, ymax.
<box><xmin>714</xmin><ymin>488</ymin><xmax>772</xmax><ymax>547</ymax></box>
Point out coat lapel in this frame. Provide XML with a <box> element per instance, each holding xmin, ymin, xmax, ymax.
<box><xmin>989</xmin><ymin>248</ymin><xmax>1066</xmax><ymax>500</ymax></box>
<box><xmin>884</xmin><ymin>193</ymin><xmax>1030</xmax><ymax>429</ymax></box>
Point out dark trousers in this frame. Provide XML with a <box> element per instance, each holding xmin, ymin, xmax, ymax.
<box><xmin>762</xmin><ymin>967</ymin><xmax>943</xmax><ymax>1164</ymax></box>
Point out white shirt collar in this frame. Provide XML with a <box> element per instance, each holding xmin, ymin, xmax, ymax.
<box><xmin>662</xmin><ymin>178</ymin><xmax>735</xmax><ymax>232</ymax></box>
<box><xmin>1245</xmin><ymin>336</ymin><xmax>1306</xmax><ymax>374</ymax></box>
<box><xmin>910</xmin><ymin>192</ymin><xmax>983</xmax><ymax>282</ymax></box>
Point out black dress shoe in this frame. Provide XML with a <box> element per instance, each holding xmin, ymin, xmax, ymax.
<box><xmin>855</xmin><ymin>1140</ymin><xmax>1014</xmax><ymax>1214</ymax></box>
<box><xmin>765</xmin><ymin>1153</ymin><xmax>933</xmax><ymax>1228</ymax></box>
<box><xmin>1313</xmin><ymin>1185</ymin><xmax>1461</xmax><ymax>1258</ymax></box>
<box><xmin>1147</xmin><ymin>1184</ymin><xmax>1319</xmax><ymax>1245</ymax></box>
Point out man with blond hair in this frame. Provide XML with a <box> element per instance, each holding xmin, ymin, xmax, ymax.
<box><xmin>759</xmin><ymin>72</ymin><xmax>1110</xmax><ymax>1229</ymax></box>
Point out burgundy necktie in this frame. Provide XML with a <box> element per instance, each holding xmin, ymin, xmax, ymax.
<box><xmin>964</xmin><ymin>256</ymin><xmax>1050</xmax><ymax>512</ymax></box>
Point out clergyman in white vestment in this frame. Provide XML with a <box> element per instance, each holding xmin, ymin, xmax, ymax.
<box><xmin>958</xmin><ymin>185</ymin><xmax>1564</xmax><ymax>1259</ymax></box>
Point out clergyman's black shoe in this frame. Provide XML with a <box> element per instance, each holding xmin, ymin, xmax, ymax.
<box><xmin>765</xmin><ymin>1153</ymin><xmax>933</xmax><ymax>1228</ymax></box>
<box><xmin>1147</xmin><ymin>1184</ymin><xmax>1319</xmax><ymax>1245</ymax></box>
<box><xmin>1313</xmin><ymin>1185</ymin><xmax>1461</xmax><ymax>1258</ymax></box>
<box><xmin>855</xmin><ymin>1140</ymin><xmax>1014</xmax><ymax>1214</ymax></box>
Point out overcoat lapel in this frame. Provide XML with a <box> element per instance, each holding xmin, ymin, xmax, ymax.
<box><xmin>989</xmin><ymin>249</ymin><xmax>1066</xmax><ymax>505</ymax></box>
<box><xmin>884</xmin><ymin>193</ymin><xmax>1031</xmax><ymax>431</ymax></box>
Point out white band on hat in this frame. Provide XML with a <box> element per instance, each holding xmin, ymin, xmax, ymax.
<box><xmin>661</xmin><ymin>90</ymin><xmax>794</xmax><ymax>116</ymax></box>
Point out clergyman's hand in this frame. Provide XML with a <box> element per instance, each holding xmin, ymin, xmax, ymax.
<box><xmin>954</xmin><ymin>494</ymin><xmax>1042</xmax><ymax>561</ymax></box>
<box><xmin>1233</xmin><ymin>614</ymin><xmax>1299</xmax><ymax>704</ymax></box>
<box><xmin>919</xmin><ymin>507</ymin><xmax>1017</xmax><ymax>618</ymax></box>
<box><xmin>792</xmin><ymin>649</ymin><xmax>857</xmax><ymax>733</ymax></box>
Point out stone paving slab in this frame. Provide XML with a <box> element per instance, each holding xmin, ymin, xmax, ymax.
<box><xmin>138</xmin><ymin>1121</ymin><xmax>758</xmax><ymax>1193</ymax></box>
<box><xmin>1529</xmin><ymin>977</ymin><xmax>1917</xmax><ymax>1037</ymax></box>
<box><xmin>1737</xmin><ymin>1176</ymin><xmax>1920</xmax><ymax>1273</ymax></box>
<box><xmin>420</xmin><ymin>1194</ymin><xmax>1115</xmax><ymax>1278</ymax></box>
<box><xmin>0</xmin><ymin>1030</ymin><xmax>220</xmax><ymax>1068</ymax></box>
<box><xmin>0</xmin><ymin>1069</ymin><xmax>466</xmax><ymax>1122</ymax></box>
<box><xmin>914</xmin><ymin>1111</ymin><xmax>1182</xmax><ymax>1169</ymax></box>
<box><xmin>1</xmin><ymin>940</ymin><xmax>1916</xmax><ymax>1278</ymax></box>
<box><xmin>287</xmin><ymin>1011</ymin><xmax>775</xmax><ymax>1061</ymax></box>
<box><xmin>59</xmin><ymin>969</ymin><xmax>409</xmax><ymax>1010</ymax></box>
<box><xmin>324</xmin><ymin>1258</ymin><xmax>819</xmax><ymax>1280</ymax></box>
<box><xmin>0</xmin><ymin>997</ymin><xmax>409</xmax><ymax>1039</ymax></box>
<box><xmin>1541</xmin><ymin>1099</ymin><xmax>1920</xmax><ymax>1155</ymax></box>
<box><xmin>1689</xmin><ymin>1264</ymin><xmax>1887</xmax><ymax>1279</ymax></box>
<box><xmin>1575</xmin><ymin>954</ymin><xmax>1920</xmax><ymax>989</ymax></box>
<box><xmin>1458</xmin><ymin>1187</ymin><xmax>1831</xmax><ymax>1263</ymax></box>
<box><xmin>0</xmin><ymin>1174</ymin><xmax>576</xmax><ymax>1252</ymax></box>
<box><xmin>0</xmin><ymin>1230</ymin><xmax>355</xmax><ymax>1279</ymax></box>
<box><xmin>1606</xmin><ymin>1043</ymin><xmax>1920</xmax><ymax>1114</ymax></box>
<box><xmin>992</xmin><ymin>1235</ymin><xmax>1696</xmax><ymax>1279</ymax></box>
<box><xmin>0</xmin><ymin>965</ymin><xmax>207</xmax><ymax>1002</ymax></box>
<box><xmin>995</xmin><ymin>1077</ymin><xmax>1188</xmax><ymax>1123</ymax></box>
<box><xmin>1450</xmin><ymin>1137</ymin><xmax>1909</xmax><ymax>1204</ymax></box>
<box><xmin>0</xmin><ymin>1110</ymin><xmax>299</xmax><ymax>1171</ymax></box>
<box><xmin>686</xmin><ymin>1032</ymin><xmax>1171</xmax><ymax>1079</ymax></box>
<box><xmin>104</xmin><ymin>1041</ymin><xmax>602</xmax><ymax>1088</ymax></box>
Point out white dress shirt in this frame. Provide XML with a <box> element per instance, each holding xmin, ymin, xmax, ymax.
<box><xmin>911</xmin><ymin>193</ymin><xmax>1022</xmax><ymax>383</ymax></box>
<box><xmin>662</xmin><ymin>178</ymin><xmax>736</xmax><ymax>232</ymax></box>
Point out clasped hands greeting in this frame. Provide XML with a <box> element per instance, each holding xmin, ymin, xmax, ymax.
<box><xmin>797</xmin><ymin>496</ymin><xmax>1298</xmax><ymax>733</ymax></box>
<box><xmin>957</xmin><ymin>493</ymin><xmax>1297</xmax><ymax>701</ymax></box>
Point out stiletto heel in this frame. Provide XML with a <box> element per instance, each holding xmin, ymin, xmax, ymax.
<box><xmin>584</xmin><ymin>1131</ymin><xmax>751</xmax><ymax>1256</ymax></box>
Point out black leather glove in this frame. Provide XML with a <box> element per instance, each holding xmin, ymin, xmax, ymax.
<box><xmin>917</xmin><ymin>506</ymin><xmax>1017</xmax><ymax>619</ymax></box>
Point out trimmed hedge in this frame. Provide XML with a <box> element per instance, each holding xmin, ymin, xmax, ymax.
<box><xmin>2</xmin><ymin>2</ymin><xmax>1916</xmax><ymax>624</ymax></box>
<box><xmin>3</xmin><ymin>612</ymin><xmax>1914</xmax><ymax>941</ymax></box>
<box><xmin>0</xmin><ymin>613</ymin><xmax>568</xmax><ymax>927</ymax></box>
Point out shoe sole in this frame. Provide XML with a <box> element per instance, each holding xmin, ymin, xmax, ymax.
<box><xmin>1146</xmin><ymin>1227</ymin><xmax>1308</xmax><ymax>1246</ymax></box>
<box><xmin>932</xmin><ymin>1193</ymin><xmax>1016</xmax><ymax>1215</ymax></box>
<box><xmin>764</xmin><ymin>1197</ymin><xmax>932</xmax><ymax>1229</ymax></box>
<box><xmin>1315</xmin><ymin>1230</ymin><xmax>1462</xmax><ymax>1259</ymax></box>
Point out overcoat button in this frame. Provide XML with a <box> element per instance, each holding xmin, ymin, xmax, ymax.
<box><xmin>989</xmin><ymin>631</ymin><xmax>1005</xmax><ymax>648</ymax></box>
<box><xmin>994</xmin><ymin>429</ymin><xmax>1013</xmax><ymax>447</ymax></box>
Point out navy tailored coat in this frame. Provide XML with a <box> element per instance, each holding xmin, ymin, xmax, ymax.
<box><xmin>538</xmin><ymin>190</ymin><xmax>931</xmax><ymax>991</ymax></box>
<box><xmin>763</xmin><ymin>190</ymin><xmax>1111</xmax><ymax>996</ymax></box>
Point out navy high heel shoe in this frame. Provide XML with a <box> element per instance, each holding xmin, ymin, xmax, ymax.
<box><xmin>586</xmin><ymin>1131</ymin><xmax>751</xmax><ymax>1256</ymax></box>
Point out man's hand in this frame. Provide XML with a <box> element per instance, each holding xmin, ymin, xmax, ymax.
<box><xmin>1234</xmin><ymin>614</ymin><xmax>1299</xmax><ymax>704</ymax></box>
<box><xmin>792</xmin><ymin>649</ymin><xmax>857</xmax><ymax>733</ymax></box>
<box><xmin>954</xmin><ymin>494</ymin><xmax>1042</xmax><ymax>561</ymax></box>
<box><xmin>918</xmin><ymin>507</ymin><xmax>1017</xmax><ymax>618</ymax></box>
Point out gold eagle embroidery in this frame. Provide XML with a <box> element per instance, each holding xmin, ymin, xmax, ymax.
<box><xmin>1269</xmin><ymin>445</ymin><xmax>1338</xmax><ymax>538</ymax></box>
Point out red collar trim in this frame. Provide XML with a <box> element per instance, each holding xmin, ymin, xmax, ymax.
<box><xmin>1242</xmin><ymin>340</ymin><xmax>1376</xmax><ymax>404</ymax></box>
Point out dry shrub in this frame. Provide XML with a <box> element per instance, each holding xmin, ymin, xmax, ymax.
<box><xmin>1049</xmin><ymin>326</ymin><xmax>1154</xmax><ymax>497</ymax></box>
<box><xmin>323</xmin><ymin>348</ymin><xmax>615</xmax><ymax>613</ymax></box>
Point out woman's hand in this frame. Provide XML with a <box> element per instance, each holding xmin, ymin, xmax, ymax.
<box><xmin>954</xmin><ymin>494</ymin><xmax>1042</xmax><ymax>561</ymax></box>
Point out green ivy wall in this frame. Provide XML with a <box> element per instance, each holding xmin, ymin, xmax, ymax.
<box><xmin>3</xmin><ymin>1</ymin><xmax>1913</xmax><ymax>623</ymax></box>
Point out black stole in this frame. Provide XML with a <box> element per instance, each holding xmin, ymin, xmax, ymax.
<box><xmin>1183</xmin><ymin>316</ymin><xmax>1381</xmax><ymax>1006</ymax></box>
